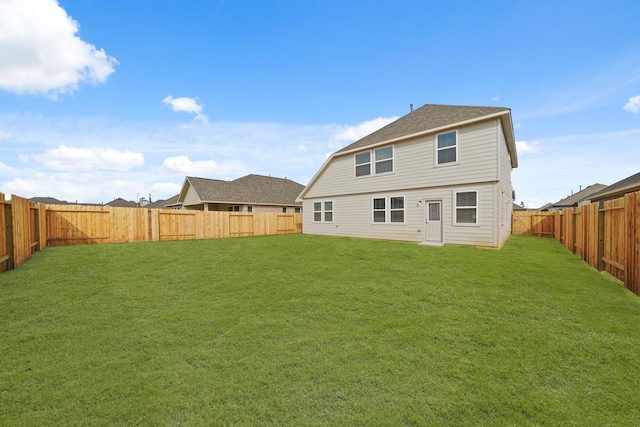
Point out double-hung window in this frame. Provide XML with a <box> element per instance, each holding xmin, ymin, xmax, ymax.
<box><xmin>355</xmin><ymin>152</ymin><xmax>371</xmax><ymax>177</ymax></box>
<box><xmin>372</xmin><ymin>196</ymin><xmax>405</xmax><ymax>223</ymax></box>
<box><xmin>437</xmin><ymin>131</ymin><xmax>457</xmax><ymax>165</ymax></box>
<box><xmin>455</xmin><ymin>191</ymin><xmax>477</xmax><ymax>224</ymax></box>
<box><xmin>313</xmin><ymin>201</ymin><xmax>333</xmax><ymax>222</ymax></box>
<box><xmin>355</xmin><ymin>146</ymin><xmax>393</xmax><ymax>176</ymax></box>
<box><xmin>375</xmin><ymin>146</ymin><xmax>393</xmax><ymax>174</ymax></box>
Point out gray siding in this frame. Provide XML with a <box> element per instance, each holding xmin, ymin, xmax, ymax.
<box><xmin>303</xmin><ymin>183</ymin><xmax>497</xmax><ymax>247</ymax></box>
<box><xmin>306</xmin><ymin>119</ymin><xmax>501</xmax><ymax>200</ymax></box>
<box><xmin>183</xmin><ymin>185</ymin><xmax>201</xmax><ymax>206</ymax></box>
<box><xmin>301</xmin><ymin>117</ymin><xmax>515</xmax><ymax>248</ymax></box>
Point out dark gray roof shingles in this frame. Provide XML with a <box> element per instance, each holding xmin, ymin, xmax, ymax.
<box><xmin>188</xmin><ymin>174</ymin><xmax>305</xmax><ymax>205</ymax></box>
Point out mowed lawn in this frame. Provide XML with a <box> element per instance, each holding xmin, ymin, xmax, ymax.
<box><xmin>1</xmin><ymin>235</ymin><xmax>640</xmax><ymax>426</ymax></box>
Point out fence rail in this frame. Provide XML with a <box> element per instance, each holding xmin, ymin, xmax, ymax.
<box><xmin>0</xmin><ymin>194</ymin><xmax>302</xmax><ymax>274</ymax></box>
<box><xmin>513</xmin><ymin>190</ymin><xmax>640</xmax><ymax>297</ymax></box>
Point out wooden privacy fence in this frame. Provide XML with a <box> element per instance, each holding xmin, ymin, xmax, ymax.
<box><xmin>0</xmin><ymin>193</ymin><xmax>45</xmax><ymax>273</ymax></box>
<box><xmin>45</xmin><ymin>204</ymin><xmax>302</xmax><ymax>246</ymax></box>
<box><xmin>0</xmin><ymin>195</ymin><xmax>302</xmax><ymax>273</ymax></box>
<box><xmin>513</xmin><ymin>190</ymin><xmax>640</xmax><ymax>297</ymax></box>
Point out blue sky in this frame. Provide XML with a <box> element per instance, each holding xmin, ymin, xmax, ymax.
<box><xmin>0</xmin><ymin>0</ymin><xmax>639</xmax><ymax>207</ymax></box>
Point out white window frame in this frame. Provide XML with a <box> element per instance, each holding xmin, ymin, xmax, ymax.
<box><xmin>313</xmin><ymin>200</ymin><xmax>333</xmax><ymax>222</ymax></box>
<box><xmin>355</xmin><ymin>151</ymin><xmax>371</xmax><ymax>177</ymax></box>
<box><xmin>371</xmin><ymin>195</ymin><xmax>405</xmax><ymax>224</ymax></box>
<box><xmin>355</xmin><ymin>146</ymin><xmax>394</xmax><ymax>177</ymax></box>
<box><xmin>454</xmin><ymin>190</ymin><xmax>478</xmax><ymax>226</ymax></box>
<box><xmin>435</xmin><ymin>130</ymin><xmax>458</xmax><ymax>166</ymax></box>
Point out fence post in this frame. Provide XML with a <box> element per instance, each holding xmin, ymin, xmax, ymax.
<box><xmin>4</xmin><ymin>202</ymin><xmax>14</xmax><ymax>270</ymax></box>
<box><xmin>597</xmin><ymin>207</ymin><xmax>605</xmax><ymax>271</ymax></box>
<box><xmin>571</xmin><ymin>210</ymin><xmax>577</xmax><ymax>253</ymax></box>
<box><xmin>33</xmin><ymin>206</ymin><xmax>40</xmax><ymax>252</ymax></box>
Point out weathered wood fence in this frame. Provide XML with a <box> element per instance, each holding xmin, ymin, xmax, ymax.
<box><xmin>0</xmin><ymin>194</ymin><xmax>302</xmax><ymax>273</ymax></box>
<box><xmin>513</xmin><ymin>190</ymin><xmax>640</xmax><ymax>297</ymax></box>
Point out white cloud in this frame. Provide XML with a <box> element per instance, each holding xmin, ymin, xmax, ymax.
<box><xmin>623</xmin><ymin>95</ymin><xmax>640</xmax><ymax>113</ymax></box>
<box><xmin>159</xmin><ymin>155</ymin><xmax>245</xmax><ymax>176</ymax></box>
<box><xmin>162</xmin><ymin>96</ymin><xmax>209</xmax><ymax>123</ymax></box>
<box><xmin>0</xmin><ymin>0</ymin><xmax>117</xmax><ymax>97</ymax></box>
<box><xmin>150</xmin><ymin>182</ymin><xmax>182</xmax><ymax>198</ymax></box>
<box><xmin>332</xmin><ymin>116</ymin><xmax>398</xmax><ymax>146</ymax></box>
<box><xmin>516</xmin><ymin>140</ymin><xmax>540</xmax><ymax>153</ymax></box>
<box><xmin>0</xmin><ymin>129</ymin><xmax>9</xmax><ymax>140</ymax></box>
<box><xmin>31</xmin><ymin>145</ymin><xmax>144</xmax><ymax>171</ymax></box>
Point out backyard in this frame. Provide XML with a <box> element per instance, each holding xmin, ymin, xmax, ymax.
<box><xmin>1</xmin><ymin>234</ymin><xmax>639</xmax><ymax>425</ymax></box>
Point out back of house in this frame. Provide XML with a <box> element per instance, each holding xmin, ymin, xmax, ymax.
<box><xmin>297</xmin><ymin>104</ymin><xmax>518</xmax><ymax>248</ymax></box>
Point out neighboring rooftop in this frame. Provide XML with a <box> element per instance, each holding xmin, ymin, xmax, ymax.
<box><xmin>181</xmin><ymin>174</ymin><xmax>305</xmax><ymax>206</ymax></box>
<box><xmin>588</xmin><ymin>171</ymin><xmax>640</xmax><ymax>202</ymax></box>
<box><xmin>543</xmin><ymin>184</ymin><xmax>608</xmax><ymax>211</ymax></box>
<box><xmin>147</xmin><ymin>194</ymin><xmax>180</xmax><ymax>209</ymax></box>
<box><xmin>106</xmin><ymin>198</ymin><xmax>137</xmax><ymax>208</ymax></box>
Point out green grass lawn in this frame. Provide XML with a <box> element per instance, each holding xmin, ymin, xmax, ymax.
<box><xmin>1</xmin><ymin>235</ymin><xmax>640</xmax><ymax>426</ymax></box>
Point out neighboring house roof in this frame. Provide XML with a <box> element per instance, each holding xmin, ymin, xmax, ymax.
<box><xmin>544</xmin><ymin>184</ymin><xmax>608</xmax><ymax>210</ymax></box>
<box><xmin>588</xmin><ymin>171</ymin><xmax>640</xmax><ymax>202</ymax></box>
<box><xmin>30</xmin><ymin>197</ymin><xmax>68</xmax><ymax>205</ymax></box>
<box><xmin>179</xmin><ymin>174</ymin><xmax>305</xmax><ymax>206</ymax></box>
<box><xmin>513</xmin><ymin>203</ymin><xmax>526</xmax><ymax>211</ymax></box>
<box><xmin>298</xmin><ymin>103</ymin><xmax>517</xmax><ymax>201</ymax></box>
<box><xmin>147</xmin><ymin>194</ymin><xmax>180</xmax><ymax>209</ymax></box>
<box><xmin>537</xmin><ymin>203</ymin><xmax>554</xmax><ymax>211</ymax></box>
<box><xmin>106</xmin><ymin>198</ymin><xmax>138</xmax><ymax>208</ymax></box>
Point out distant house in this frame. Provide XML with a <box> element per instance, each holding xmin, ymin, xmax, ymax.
<box><xmin>587</xmin><ymin>171</ymin><xmax>640</xmax><ymax>204</ymax></box>
<box><xmin>30</xmin><ymin>197</ymin><xmax>68</xmax><ymax>206</ymax></box>
<box><xmin>106</xmin><ymin>198</ymin><xmax>137</xmax><ymax>208</ymax></box>
<box><xmin>297</xmin><ymin>104</ymin><xmax>518</xmax><ymax>248</ymax></box>
<box><xmin>542</xmin><ymin>184</ymin><xmax>607</xmax><ymax>211</ymax></box>
<box><xmin>146</xmin><ymin>194</ymin><xmax>180</xmax><ymax>209</ymax></box>
<box><xmin>177</xmin><ymin>174</ymin><xmax>305</xmax><ymax>213</ymax></box>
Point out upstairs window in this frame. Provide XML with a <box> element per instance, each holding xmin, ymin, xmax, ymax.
<box><xmin>355</xmin><ymin>152</ymin><xmax>371</xmax><ymax>177</ymax></box>
<box><xmin>375</xmin><ymin>146</ymin><xmax>393</xmax><ymax>174</ymax></box>
<box><xmin>355</xmin><ymin>146</ymin><xmax>394</xmax><ymax>176</ymax></box>
<box><xmin>437</xmin><ymin>131</ymin><xmax>457</xmax><ymax>165</ymax></box>
<box><xmin>455</xmin><ymin>191</ymin><xmax>477</xmax><ymax>224</ymax></box>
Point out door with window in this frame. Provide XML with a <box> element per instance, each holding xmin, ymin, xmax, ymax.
<box><xmin>424</xmin><ymin>200</ymin><xmax>443</xmax><ymax>243</ymax></box>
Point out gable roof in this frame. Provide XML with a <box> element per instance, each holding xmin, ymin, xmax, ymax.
<box><xmin>544</xmin><ymin>184</ymin><xmax>608</xmax><ymax>210</ymax></box>
<box><xmin>298</xmin><ymin>103</ymin><xmax>517</xmax><ymax>201</ymax></box>
<box><xmin>179</xmin><ymin>174</ymin><xmax>305</xmax><ymax>206</ymax></box>
<box><xmin>106</xmin><ymin>198</ymin><xmax>137</xmax><ymax>208</ymax></box>
<box><xmin>588</xmin><ymin>171</ymin><xmax>640</xmax><ymax>202</ymax></box>
<box><xmin>337</xmin><ymin>104</ymin><xmax>515</xmax><ymax>159</ymax></box>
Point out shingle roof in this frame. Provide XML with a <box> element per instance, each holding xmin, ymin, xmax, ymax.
<box><xmin>549</xmin><ymin>184</ymin><xmax>608</xmax><ymax>209</ymax></box>
<box><xmin>183</xmin><ymin>174</ymin><xmax>305</xmax><ymax>206</ymax></box>
<box><xmin>30</xmin><ymin>197</ymin><xmax>68</xmax><ymax>205</ymax></box>
<box><xmin>106</xmin><ymin>198</ymin><xmax>137</xmax><ymax>208</ymax></box>
<box><xmin>336</xmin><ymin>104</ymin><xmax>514</xmax><ymax>159</ymax></box>
<box><xmin>588</xmin><ymin>171</ymin><xmax>640</xmax><ymax>201</ymax></box>
<box><xmin>146</xmin><ymin>194</ymin><xmax>180</xmax><ymax>208</ymax></box>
